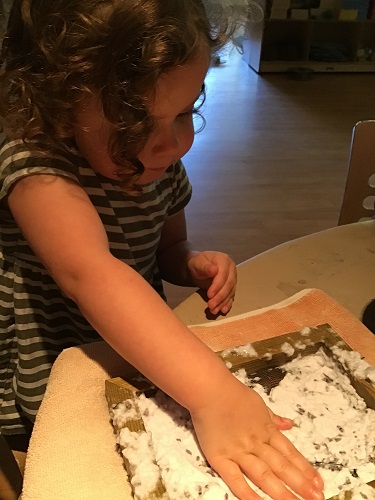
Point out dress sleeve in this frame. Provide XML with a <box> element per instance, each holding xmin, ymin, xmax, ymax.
<box><xmin>166</xmin><ymin>160</ymin><xmax>193</xmax><ymax>217</ymax></box>
<box><xmin>0</xmin><ymin>137</ymin><xmax>80</xmax><ymax>202</ymax></box>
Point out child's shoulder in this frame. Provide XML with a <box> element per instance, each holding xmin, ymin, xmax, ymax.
<box><xmin>0</xmin><ymin>134</ymin><xmax>76</xmax><ymax>158</ymax></box>
<box><xmin>0</xmin><ymin>135</ymin><xmax>80</xmax><ymax>168</ymax></box>
<box><xmin>0</xmin><ymin>135</ymin><xmax>82</xmax><ymax>198</ymax></box>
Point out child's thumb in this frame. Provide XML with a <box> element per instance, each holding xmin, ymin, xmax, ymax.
<box><xmin>205</xmin><ymin>263</ymin><xmax>218</xmax><ymax>277</ymax></box>
<box><xmin>268</xmin><ymin>409</ymin><xmax>294</xmax><ymax>430</ymax></box>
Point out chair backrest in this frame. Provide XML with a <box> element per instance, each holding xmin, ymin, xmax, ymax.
<box><xmin>338</xmin><ymin>120</ymin><xmax>375</xmax><ymax>225</ymax></box>
<box><xmin>0</xmin><ymin>434</ymin><xmax>23</xmax><ymax>498</ymax></box>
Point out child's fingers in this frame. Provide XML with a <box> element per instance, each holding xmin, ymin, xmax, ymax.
<box><xmin>220</xmin><ymin>299</ymin><xmax>234</xmax><ymax>315</ymax></box>
<box><xmin>211</xmin><ymin>458</ymin><xmax>262</xmax><ymax>500</ymax></box>
<box><xmin>206</xmin><ymin>273</ymin><xmax>236</xmax><ymax>312</ymax></box>
<box><xmin>210</xmin><ymin>293</ymin><xmax>235</xmax><ymax>314</ymax></box>
<box><xmin>205</xmin><ymin>258</ymin><xmax>236</xmax><ymax>298</ymax></box>
<box><xmin>207</xmin><ymin>293</ymin><xmax>234</xmax><ymax>315</ymax></box>
<box><xmin>208</xmin><ymin>297</ymin><xmax>234</xmax><ymax>315</ymax></box>
<box><xmin>268</xmin><ymin>432</ymin><xmax>324</xmax><ymax>489</ymax></box>
<box><xmin>256</xmin><ymin>444</ymin><xmax>324</xmax><ymax>500</ymax></box>
<box><xmin>237</xmin><ymin>454</ymin><xmax>300</xmax><ymax>500</ymax></box>
<box><xmin>206</xmin><ymin>270</ymin><xmax>228</xmax><ymax>299</ymax></box>
<box><xmin>211</xmin><ymin>443</ymin><xmax>323</xmax><ymax>500</ymax></box>
<box><xmin>214</xmin><ymin>454</ymin><xmax>301</xmax><ymax>500</ymax></box>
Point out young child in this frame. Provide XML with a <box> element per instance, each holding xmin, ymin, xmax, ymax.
<box><xmin>0</xmin><ymin>1</ymin><xmax>324</xmax><ymax>499</ymax></box>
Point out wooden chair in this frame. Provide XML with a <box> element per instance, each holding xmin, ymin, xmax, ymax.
<box><xmin>338</xmin><ymin>120</ymin><xmax>375</xmax><ymax>225</ymax></box>
<box><xmin>0</xmin><ymin>434</ymin><xmax>23</xmax><ymax>499</ymax></box>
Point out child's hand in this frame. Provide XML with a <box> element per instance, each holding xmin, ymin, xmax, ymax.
<box><xmin>187</xmin><ymin>251</ymin><xmax>237</xmax><ymax>314</ymax></box>
<box><xmin>191</xmin><ymin>380</ymin><xmax>324</xmax><ymax>500</ymax></box>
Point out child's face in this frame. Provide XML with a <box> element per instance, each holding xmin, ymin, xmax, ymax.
<box><xmin>74</xmin><ymin>51</ymin><xmax>210</xmax><ymax>184</ymax></box>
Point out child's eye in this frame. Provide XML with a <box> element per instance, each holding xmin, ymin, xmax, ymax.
<box><xmin>178</xmin><ymin>110</ymin><xmax>193</xmax><ymax>118</ymax></box>
<box><xmin>177</xmin><ymin>108</ymin><xmax>198</xmax><ymax>119</ymax></box>
<box><xmin>177</xmin><ymin>87</ymin><xmax>205</xmax><ymax>120</ymax></box>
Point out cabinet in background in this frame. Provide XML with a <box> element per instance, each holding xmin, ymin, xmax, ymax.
<box><xmin>242</xmin><ymin>0</ymin><xmax>375</xmax><ymax>73</ymax></box>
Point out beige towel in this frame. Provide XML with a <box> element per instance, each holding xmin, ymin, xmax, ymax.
<box><xmin>22</xmin><ymin>289</ymin><xmax>375</xmax><ymax>499</ymax></box>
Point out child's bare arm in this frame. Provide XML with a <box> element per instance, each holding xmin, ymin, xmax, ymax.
<box><xmin>157</xmin><ymin>210</ymin><xmax>237</xmax><ymax>314</ymax></box>
<box><xmin>8</xmin><ymin>174</ymin><xmax>323</xmax><ymax>500</ymax></box>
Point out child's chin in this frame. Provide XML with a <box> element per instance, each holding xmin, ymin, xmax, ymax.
<box><xmin>138</xmin><ymin>168</ymin><xmax>166</xmax><ymax>184</ymax></box>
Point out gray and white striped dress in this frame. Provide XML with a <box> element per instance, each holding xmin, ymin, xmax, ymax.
<box><xmin>0</xmin><ymin>136</ymin><xmax>192</xmax><ymax>435</ymax></box>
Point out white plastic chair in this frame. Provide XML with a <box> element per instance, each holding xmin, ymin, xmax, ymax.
<box><xmin>338</xmin><ymin>120</ymin><xmax>375</xmax><ymax>225</ymax></box>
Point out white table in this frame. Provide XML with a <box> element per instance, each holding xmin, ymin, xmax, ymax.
<box><xmin>21</xmin><ymin>222</ymin><xmax>375</xmax><ymax>500</ymax></box>
<box><xmin>174</xmin><ymin>221</ymin><xmax>375</xmax><ymax>325</ymax></box>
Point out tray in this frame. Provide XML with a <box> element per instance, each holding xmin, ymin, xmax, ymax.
<box><xmin>105</xmin><ymin>323</ymin><xmax>375</xmax><ymax>500</ymax></box>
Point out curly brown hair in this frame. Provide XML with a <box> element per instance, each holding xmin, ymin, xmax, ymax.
<box><xmin>0</xmin><ymin>0</ymin><xmax>233</xmax><ymax>187</ymax></box>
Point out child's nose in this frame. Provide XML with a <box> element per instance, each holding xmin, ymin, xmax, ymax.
<box><xmin>151</xmin><ymin>126</ymin><xmax>180</xmax><ymax>157</ymax></box>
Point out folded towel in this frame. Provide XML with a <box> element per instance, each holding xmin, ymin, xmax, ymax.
<box><xmin>189</xmin><ymin>288</ymin><xmax>375</xmax><ymax>365</ymax></box>
<box><xmin>22</xmin><ymin>288</ymin><xmax>375</xmax><ymax>500</ymax></box>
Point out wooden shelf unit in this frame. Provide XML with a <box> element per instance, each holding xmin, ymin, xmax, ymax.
<box><xmin>243</xmin><ymin>0</ymin><xmax>375</xmax><ymax>73</ymax></box>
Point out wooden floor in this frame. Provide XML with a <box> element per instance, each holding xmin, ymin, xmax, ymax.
<box><xmin>164</xmin><ymin>47</ymin><xmax>375</xmax><ymax>308</ymax></box>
